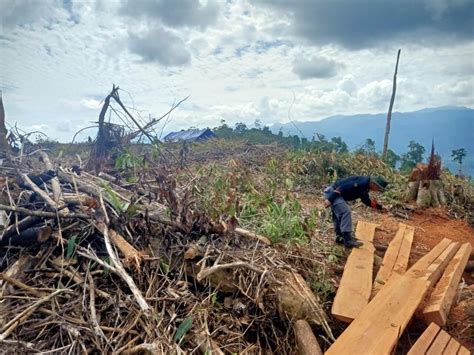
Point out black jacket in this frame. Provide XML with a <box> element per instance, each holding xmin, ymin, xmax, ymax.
<box><xmin>326</xmin><ymin>176</ymin><xmax>382</xmax><ymax>209</ymax></box>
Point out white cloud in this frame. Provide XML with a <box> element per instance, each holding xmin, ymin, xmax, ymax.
<box><xmin>0</xmin><ymin>0</ymin><xmax>472</xmax><ymax>142</ymax></box>
<box><xmin>81</xmin><ymin>99</ymin><xmax>103</xmax><ymax>110</ymax></box>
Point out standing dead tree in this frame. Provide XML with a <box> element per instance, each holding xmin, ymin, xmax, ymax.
<box><xmin>86</xmin><ymin>85</ymin><xmax>188</xmax><ymax>172</ymax></box>
<box><xmin>382</xmin><ymin>49</ymin><xmax>401</xmax><ymax>160</ymax></box>
<box><xmin>0</xmin><ymin>91</ymin><xmax>10</xmax><ymax>154</ymax></box>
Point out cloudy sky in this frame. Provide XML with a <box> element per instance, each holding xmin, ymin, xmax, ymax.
<box><xmin>1</xmin><ymin>0</ymin><xmax>473</xmax><ymax>141</ymax></box>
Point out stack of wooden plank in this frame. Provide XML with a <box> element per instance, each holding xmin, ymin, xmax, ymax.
<box><xmin>326</xmin><ymin>221</ymin><xmax>471</xmax><ymax>355</ymax></box>
<box><xmin>407</xmin><ymin>322</ymin><xmax>470</xmax><ymax>355</ymax></box>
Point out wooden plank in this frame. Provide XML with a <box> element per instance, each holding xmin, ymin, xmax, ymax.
<box><xmin>373</xmin><ymin>224</ymin><xmax>406</xmax><ymax>292</ymax></box>
<box><xmin>393</xmin><ymin>225</ymin><xmax>414</xmax><ymax>274</ymax></box>
<box><xmin>423</xmin><ymin>243</ymin><xmax>473</xmax><ymax>326</ymax></box>
<box><xmin>406</xmin><ymin>238</ymin><xmax>452</xmax><ymax>279</ymax></box>
<box><xmin>327</xmin><ymin>238</ymin><xmax>456</xmax><ymax>355</ymax></box>
<box><xmin>423</xmin><ymin>242</ymin><xmax>460</xmax><ymax>286</ymax></box>
<box><xmin>326</xmin><ymin>273</ymin><xmax>430</xmax><ymax>355</ymax></box>
<box><xmin>443</xmin><ymin>337</ymin><xmax>461</xmax><ymax>354</ymax></box>
<box><xmin>407</xmin><ymin>322</ymin><xmax>441</xmax><ymax>355</ymax></box>
<box><xmin>426</xmin><ymin>328</ymin><xmax>451</xmax><ymax>355</ymax></box>
<box><xmin>372</xmin><ymin>224</ymin><xmax>414</xmax><ymax>297</ymax></box>
<box><xmin>457</xmin><ymin>345</ymin><xmax>471</xmax><ymax>355</ymax></box>
<box><xmin>331</xmin><ymin>221</ymin><xmax>378</xmax><ymax>323</ymax></box>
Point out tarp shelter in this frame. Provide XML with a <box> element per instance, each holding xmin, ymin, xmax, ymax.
<box><xmin>163</xmin><ymin>128</ymin><xmax>216</xmax><ymax>143</ymax></box>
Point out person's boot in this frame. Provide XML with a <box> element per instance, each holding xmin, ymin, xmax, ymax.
<box><xmin>335</xmin><ymin>234</ymin><xmax>344</xmax><ymax>245</ymax></box>
<box><xmin>342</xmin><ymin>232</ymin><xmax>363</xmax><ymax>248</ymax></box>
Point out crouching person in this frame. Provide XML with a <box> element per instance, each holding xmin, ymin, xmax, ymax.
<box><xmin>323</xmin><ymin>176</ymin><xmax>388</xmax><ymax>248</ymax></box>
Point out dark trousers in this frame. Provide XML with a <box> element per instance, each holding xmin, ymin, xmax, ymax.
<box><xmin>324</xmin><ymin>187</ymin><xmax>353</xmax><ymax>234</ymax></box>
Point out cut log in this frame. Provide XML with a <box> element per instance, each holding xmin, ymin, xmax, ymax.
<box><xmin>425</xmin><ymin>328</ymin><xmax>450</xmax><ymax>355</ymax></box>
<box><xmin>1</xmin><ymin>216</ymin><xmax>42</xmax><ymax>241</ymax></box>
<box><xmin>0</xmin><ymin>226</ymin><xmax>52</xmax><ymax>247</ymax></box>
<box><xmin>186</xmin><ymin>262</ymin><xmax>333</xmax><ymax>340</ymax></box>
<box><xmin>407</xmin><ymin>322</ymin><xmax>441</xmax><ymax>355</ymax></box>
<box><xmin>294</xmin><ymin>320</ymin><xmax>322</xmax><ymax>355</ymax></box>
<box><xmin>274</xmin><ymin>270</ymin><xmax>332</xmax><ymax>339</ymax></box>
<box><xmin>331</xmin><ymin>221</ymin><xmax>377</xmax><ymax>323</ymax></box>
<box><xmin>372</xmin><ymin>223</ymin><xmax>414</xmax><ymax>298</ymax></box>
<box><xmin>423</xmin><ymin>242</ymin><xmax>473</xmax><ymax>326</ymax></box>
<box><xmin>326</xmin><ymin>273</ymin><xmax>430</xmax><ymax>355</ymax></box>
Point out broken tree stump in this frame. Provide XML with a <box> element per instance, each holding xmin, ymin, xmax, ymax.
<box><xmin>331</xmin><ymin>221</ymin><xmax>377</xmax><ymax>323</ymax></box>
<box><xmin>423</xmin><ymin>242</ymin><xmax>472</xmax><ymax>326</ymax></box>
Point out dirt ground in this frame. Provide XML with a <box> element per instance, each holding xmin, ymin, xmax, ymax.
<box><xmin>299</xmin><ymin>190</ymin><xmax>473</xmax><ymax>351</ymax></box>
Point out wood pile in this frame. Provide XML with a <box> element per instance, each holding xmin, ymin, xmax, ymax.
<box><xmin>407</xmin><ymin>322</ymin><xmax>471</xmax><ymax>355</ymax></box>
<box><xmin>326</xmin><ymin>221</ymin><xmax>471</xmax><ymax>355</ymax></box>
<box><xmin>0</xmin><ymin>152</ymin><xmax>332</xmax><ymax>353</ymax></box>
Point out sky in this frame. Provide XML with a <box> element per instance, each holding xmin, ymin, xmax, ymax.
<box><xmin>0</xmin><ymin>0</ymin><xmax>473</xmax><ymax>142</ymax></box>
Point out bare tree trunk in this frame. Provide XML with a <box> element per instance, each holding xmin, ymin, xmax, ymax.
<box><xmin>382</xmin><ymin>49</ymin><xmax>401</xmax><ymax>160</ymax></box>
<box><xmin>0</xmin><ymin>91</ymin><xmax>10</xmax><ymax>153</ymax></box>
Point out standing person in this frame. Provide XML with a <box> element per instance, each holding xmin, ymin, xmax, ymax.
<box><xmin>323</xmin><ymin>176</ymin><xmax>388</xmax><ymax>248</ymax></box>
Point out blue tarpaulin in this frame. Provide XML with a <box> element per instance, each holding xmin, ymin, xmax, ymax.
<box><xmin>163</xmin><ymin>128</ymin><xmax>215</xmax><ymax>142</ymax></box>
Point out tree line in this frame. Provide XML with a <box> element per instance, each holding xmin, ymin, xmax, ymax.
<box><xmin>212</xmin><ymin>121</ymin><xmax>468</xmax><ymax>175</ymax></box>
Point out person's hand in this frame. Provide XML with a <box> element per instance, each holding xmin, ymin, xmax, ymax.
<box><xmin>324</xmin><ymin>199</ymin><xmax>331</xmax><ymax>208</ymax></box>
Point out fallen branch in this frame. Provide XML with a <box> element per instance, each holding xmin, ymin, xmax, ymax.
<box><xmin>0</xmin><ymin>204</ymin><xmax>88</xmax><ymax>219</ymax></box>
<box><xmin>197</xmin><ymin>261</ymin><xmax>264</xmax><ymax>282</ymax></box>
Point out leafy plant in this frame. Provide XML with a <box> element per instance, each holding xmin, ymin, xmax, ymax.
<box><xmin>174</xmin><ymin>316</ymin><xmax>193</xmax><ymax>343</ymax></box>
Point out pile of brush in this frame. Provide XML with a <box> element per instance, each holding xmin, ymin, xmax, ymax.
<box><xmin>0</xmin><ymin>150</ymin><xmax>333</xmax><ymax>353</ymax></box>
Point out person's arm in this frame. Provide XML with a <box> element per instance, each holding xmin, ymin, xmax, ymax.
<box><xmin>360</xmin><ymin>191</ymin><xmax>383</xmax><ymax>209</ymax></box>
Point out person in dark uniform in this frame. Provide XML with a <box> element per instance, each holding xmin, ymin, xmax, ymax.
<box><xmin>323</xmin><ymin>176</ymin><xmax>388</xmax><ymax>248</ymax></box>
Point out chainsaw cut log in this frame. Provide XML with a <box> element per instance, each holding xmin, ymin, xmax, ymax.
<box><xmin>407</xmin><ymin>322</ymin><xmax>440</xmax><ymax>355</ymax></box>
<box><xmin>372</xmin><ymin>223</ymin><xmax>414</xmax><ymax>298</ymax></box>
<box><xmin>0</xmin><ymin>226</ymin><xmax>52</xmax><ymax>247</ymax></box>
<box><xmin>423</xmin><ymin>242</ymin><xmax>472</xmax><ymax>326</ymax></box>
<box><xmin>331</xmin><ymin>221</ymin><xmax>377</xmax><ymax>323</ymax></box>
<box><xmin>294</xmin><ymin>320</ymin><xmax>322</xmax><ymax>355</ymax></box>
